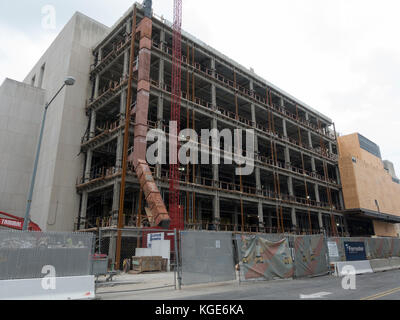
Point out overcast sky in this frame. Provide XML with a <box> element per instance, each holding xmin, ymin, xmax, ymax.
<box><xmin>0</xmin><ymin>0</ymin><xmax>399</xmax><ymax>175</ymax></box>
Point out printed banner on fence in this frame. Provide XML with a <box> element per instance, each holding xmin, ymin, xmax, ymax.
<box><xmin>237</xmin><ymin>235</ymin><xmax>294</xmax><ymax>281</ymax></box>
<box><xmin>292</xmin><ymin>235</ymin><xmax>329</xmax><ymax>278</ymax></box>
<box><xmin>344</xmin><ymin>242</ymin><xmax>367</xmax><ymax>261</ymax></box>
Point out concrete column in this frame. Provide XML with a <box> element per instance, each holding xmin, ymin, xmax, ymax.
<box><xmin>291</xmin><ymin>208</ymin><xmax>297</xmax><ymax>230</ymax></box>
<box><xmin>98</xmin><ymin>48</ymin><xmax>103</xmax><ymax>64</ymax></box>
<box><xmin>160</xmin><ymin>28</ymin><xmax>166</xmax><ymax>51</ymax></box>
<box><xmin>211</xmin><ymin>59</ymin><xmax>217</xmax><ymax>109</ymax></box>
<box><xmin>283</xmin><ymin>120</ymin><xmax>291</xmax><ymax>168</ymax></box>
<box><xmin>94</xmin><ymin>75</ymin><xmax>100</xmax><ymax>99</ymax></box>
<box><xmin>251</xmin><ymin>103</ymin><xmax>257</xmax><ymax>128</ymax></box>
<box><xmin>282</xmin><ymin>119</ymin><xmax>288</xmax><ymax>137</ymax></box>
<box><xmin>90</xmin><ymin>111</ymin><xmax>97</xmax><ymax>138</ymax></box>
<box><xmin>112</xmin><ymin>181</ymin><xmax>121</xmax><ymax>225</ymax></box>
<box><xmin>318</xmin><ymin>212</ymin><xmax>324</xmax><ymax>230</ymax></box>
<box><xmin>211</xmin><ymin>118</ymin><xmax>219</xmax><ymax>183</ymax></box>
<box><xmin>314</xmin><ymin>184</ymin><xmax>321</xmax><ymax>203</ymax></box>
<box><xmin>255</xmin><ymin>167</ymin><xmax>262</xmax><ymax>193</ymax></box>
<box><xmin>84</xmin><ymin>152</ymin><xmax>93</xmax><ymax>182</ymax></box>
<box><xmin>329</xmin><ymin>141</ymin><xmax>333</xmax><ymax>154</ymax></box>
<box><xmin>308</xmin><ymin>132</ymin><xmax>313</xmax><ymax>149</ymax></box>
<box><xmin>213</xmin><ymin>194</ymin><xmax>220</xmax><ymax>228</ymax></box>
<box><xmin>250</xmin><ymin>80</ymin><xmax>256</xmax><ymax>125</ymax></box>
<box><xmin>284</xmin><ymin>147</ymin><xmax>291</xmax><ymax>167</ymax></box>
<box><xmin>159</xmin><ymin>58</ymin><xmax>164</xmax><ymax>88</ymax></box>
<box><xmin>108</xmin><ymin>235</ymin><xmax>117</xmax><ymax>266</ymax></box>
<box><xmin>258</xmin><ymin>202</ymin><xmax>264</xmax><ymax>228</ymax></box>
<box><xmin>305</xmin><ymin>113</ymin><xmax>313</xmax><ymax>148</ymax></box>
<box><xmin>79</xmin><ymin>192</ymin><xmax>89</xmax><ymax>229</ymax></box>
<box><xmin>311</xmin><ymin>157</ymin><xmax>316</xmax><ymax>173</ymax></box>
<box><xmin>211</xmin><ymin>57</ymin><xmax>216</xmax><ymax>77</ymax></box>
<box><xmin>287</xmin><ymin>176</ymin><xmax>294</xmax><ymax>197</ymax></box>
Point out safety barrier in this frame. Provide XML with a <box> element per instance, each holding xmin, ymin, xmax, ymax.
<box><xmin>389</xmin><ymin>257</ymin><xmax>400</xmax><ymax>269</ymax></box>
<box><xmin>0</xmin><ymin>276</ymin><xmax>95</xmax><ymax>300</ymax></box>
<box><xmin>369</xmin><ymin>259</ymin><xmax>392</xmax><ymax>272</ymax></box>
<box><xmin>333</xmin><ymin>261</ymin><xmax>373</xmax><ymax>277</ymax></box>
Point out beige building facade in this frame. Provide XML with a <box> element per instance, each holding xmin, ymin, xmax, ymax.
<box><xmin>338</xmin><ymin>133</ymin><xmax>400</xmax><ymax>237</ymax></box>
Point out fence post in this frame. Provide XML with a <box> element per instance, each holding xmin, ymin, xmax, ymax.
<box><xmin>98</xmin><ymin>228</ymin><xmax>102</xmax><ymax>254</ymax></box>
<box><xmin>174</xmin><ymin>229</ymin><xmax>182</xmax><ymax>290</ymax></box>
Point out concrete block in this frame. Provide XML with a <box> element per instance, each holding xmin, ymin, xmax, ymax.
<box><xmin>0</xmin><ymin>276</ymin><xmax>95</xmax><ymax>300</ymax></box>
<box><xmin>389</xmin><ymin>257</ymin><xmax>400</xmax><ymax>269</ymax></box>
<box><xmin>333</xmin><ymin>261</ymin><xmax>373</xmax><ymax>277</ymax></box>
<box><xmin>370</xmin><ymin>259</ymin><xmax>392</xmax><ymax>273</ymax></box>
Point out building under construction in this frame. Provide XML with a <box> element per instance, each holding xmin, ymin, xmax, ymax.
<box><xmin>75</xmin><ymin>2</ymin><xmax>345</xmax><ymax>237</ymax></box>
<box><xmin>0</xmin><ymin>1</ymin><xmax>350</xmax><ymax>244</ymax></box>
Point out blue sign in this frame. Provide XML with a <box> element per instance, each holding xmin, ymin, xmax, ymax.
<box><xmin>344</xmin><ymin>242</ymin><xmax>367</xmax><ymax>261</ymax></box>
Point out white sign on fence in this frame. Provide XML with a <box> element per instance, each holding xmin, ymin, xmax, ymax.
<box><xmin>328</xmin><ymin>241</ymin><xmax>339</xmax><ymax>258</ymax></box>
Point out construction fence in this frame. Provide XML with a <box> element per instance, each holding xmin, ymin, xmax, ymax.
<box><xmin>0</xmin><ymin>230</ymin><xmax>95</xmax><ymax>280</ymax></box>
<box><xmin>179</xmin><ymin>231</ymin><xmax>331</xmax><ymax>286</ymax></box>
<box><xmin>236</xmin><ymin>234</ymin><xmax>330</xmax><ymax>282</ymax></box>
<box><xmin>95</xmin><ymin>227</ymin><xmax>179</xmax><ymax>290</ymax></box>
<box><xmin>179</xmin><ymin>231</ymin><xmax>400</xmax><ymax>286</ymax></box>
<box><xmin>327</xmin><ymin>237</ymin><xmax>400</xmax><ymax>262</ymax></box>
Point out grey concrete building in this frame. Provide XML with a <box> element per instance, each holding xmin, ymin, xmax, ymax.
<box><xmin>0</xmin><ymin>3</ymin><xmax>346</xmax><ymax>235</ymax></box>
<box><xmin>0</xmin><ymin>12</ymin><xmax>109</xmax><ymax>231</ymax></box>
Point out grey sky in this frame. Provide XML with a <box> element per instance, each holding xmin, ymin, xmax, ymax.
<box><xmin>0</xmin><ymin>0</ymin><xmax>399</xmax><ymax>175</ymax></box>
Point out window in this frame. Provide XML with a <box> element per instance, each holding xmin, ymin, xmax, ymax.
<box><xmin>352</xmin><ymin>157</ymin><xmax>357</xmax><ymax>163</ymax></box>
<box><xmin>38</xmin><ymin>63</ymin><xmax>45</xmax><ymax>88</ymax></box>
<box><xmin>31</xmin><ymin>75</ymin><xmax>36</xmax><ymax>87</ymax></box>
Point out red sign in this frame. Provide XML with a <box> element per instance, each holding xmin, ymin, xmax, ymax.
<box><xmin>0</xmin><ymin>218</ymin><xmax>23</xmax><ymax>229</ymax></box>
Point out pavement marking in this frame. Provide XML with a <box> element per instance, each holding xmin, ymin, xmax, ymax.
<box><xmin>300</xmin><ymin>292</ymin><xmax>332</xmax><ymax>299</ymax></box>
<box><xmin>360</xmin><ymin>286</ymin><xmax>400</xmax><ymax>300</ymax></box>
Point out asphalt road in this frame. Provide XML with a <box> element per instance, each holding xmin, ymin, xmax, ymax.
<box><xmin>98</xmin><ymin>269</ymin><xmax>400</xmax><ymax>300</ymax></box>
<box><xmin>181</xmin><ymin>270</ymin><xmax>400</xmax><ymax>300</ymax></box>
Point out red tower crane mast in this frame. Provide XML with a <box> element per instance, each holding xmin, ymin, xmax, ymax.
<box><xmin>169</xmin><ymin>0</ymin><xmax>184</xmax><ymax>231</ymax></box>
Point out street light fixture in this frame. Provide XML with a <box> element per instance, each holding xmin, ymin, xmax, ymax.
<box><xmin>22</xmin><ymin>77</ymin><xmax>76</xmax><ymax>231</ymax></box>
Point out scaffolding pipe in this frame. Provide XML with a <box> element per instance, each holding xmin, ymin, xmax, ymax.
<box><xmin>115</xmin><ymin>7</ymin><xmax>137</xmax><ymax>270</ymax></box>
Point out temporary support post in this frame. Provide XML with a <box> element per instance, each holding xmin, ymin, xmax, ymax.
<box><xmin>116</xmin><ymin>7</ymin><xmax>137</xmax><ymax>270</ymax></box>
<box><xmin>234</xmin><ymin>70</ymin><xmax>244</xmax><ymax>232</ymax></box>
<box><xmin>174</xmin><ymin>229</ymin><xmax>182</xmax><ymax>290</ymax></box>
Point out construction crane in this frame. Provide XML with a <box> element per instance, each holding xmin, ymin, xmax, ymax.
<box><xmin>169</xmin><ymin>0</ymin><xmax>184</xmax><ymax>231</ymax></box>
<box><xmin>0</xmin><ymin>211</ymin><xmax>41</xmax><ymax>232</ymax></box>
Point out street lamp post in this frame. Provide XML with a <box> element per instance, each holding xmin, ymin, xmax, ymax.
<box><xmin>22</xmin><ymin>77</ymin><xmax>76</xmax><ymax>231</ymax></box>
